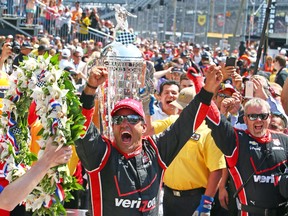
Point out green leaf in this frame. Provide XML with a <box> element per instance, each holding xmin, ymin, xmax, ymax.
<box><xmin>50</xmin><ymin>54</ymin><xmax>60</xmax><ymax>66</ymax></box>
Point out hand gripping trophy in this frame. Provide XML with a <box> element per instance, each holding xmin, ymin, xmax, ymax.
<box><xmin>92</xmin><ymin>5</ymin><xmax>154</xmax><ymax>139</ymax></box>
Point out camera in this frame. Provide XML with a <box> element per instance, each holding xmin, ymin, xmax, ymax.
<box><xmin>10</xmin><ymin>41</ymin><xmax>21</xmax><ymax>54</ymax></box>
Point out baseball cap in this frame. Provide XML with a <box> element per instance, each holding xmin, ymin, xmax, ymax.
<box><xmin>111</xmin><ymin>99</ymin><xmax>145</xmax><ymax>119</ymax></box>
<box><xmin>61</xmin><ymin>49</ymin><xmax>71</xmax><ymax>58</ymax></box>
<box><xmin>21</xmin><ymin>41</ymin><xmax>33</xmax><ymax>49</ymax></box>
<box><xmin>180</xmin><ymin>51</ymin><xmax>187</xmax><ymax>58</ymax></box>
<box><xmin>7</xmin><ymin>35</ymin><xmax>13</xmax><ymax>39</ymax></box>
<box><xmin>201</xmin><ymin>52</ymin><xmax>210</xmax><ymax>60</ymax></box>
<box><xmin>38</xmin><ymin>45</ymin><xmax>49</xmax><ymax>52</ymax></box>
<box><xmin>172</xmin><ymin>67</ymin><xmax>185</xmax><ymax>74</ymax></box>
<box><xmin>218</xmin><ymin>83</ymin><xmax>236</xmax><ymax>94</ymax></box>
<box><xmin>170</xmin><ymin>87</ymin><xmax>196</xmax><ymax>110</ymax></box>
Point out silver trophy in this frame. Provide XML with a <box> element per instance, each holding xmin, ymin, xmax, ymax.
<box><xmin>95</xmin><ymin>5</ymin><xmax>154</xmax><ymax>140</ymax></box>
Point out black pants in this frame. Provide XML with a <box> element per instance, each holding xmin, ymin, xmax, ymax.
<box><xmin>163</xmin><ymin>186</ymin><xmax>229</xmax><ymax>216</ymax></box>
<box><xmin>163</xmin><ymin>186</ymin><xmax>204</xmax><ymax>216</ymax></box>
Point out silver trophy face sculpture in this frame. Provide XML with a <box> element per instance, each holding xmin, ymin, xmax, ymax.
<box><xmin>95</xmin><ymin>5</ymin><xmax>154</xmax><ymax>140</ymax></box>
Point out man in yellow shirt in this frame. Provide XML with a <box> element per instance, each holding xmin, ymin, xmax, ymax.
<box><xmin>146</xmin><ymin>87</ymin><xmax>227</xmax><ymax>216</ymax></box>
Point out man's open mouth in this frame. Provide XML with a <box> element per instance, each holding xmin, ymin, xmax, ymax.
<box><xmin>121</xmin><ymin>132</ymin><xmax>132</xmax><ymax>142</ymax></box>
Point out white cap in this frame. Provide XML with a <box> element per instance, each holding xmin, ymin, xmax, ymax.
<box><xmin>61</xmin><ymin>49</ymin><xmax>71</xmax><ymax>58</ymax></box>
<box><xmin>74</xmin><ymin>47</ymin><xmax>83</xmax><ymax>57</ymax></box>
<box><xmin>280</xmin><ymin>49</ymin><xmax>286</xmax><ymax>55</ymax></box>
<box><xmin>7</xmin><ymin>35</ymin><xmax>13</xmax><ymax>39</ymax></box>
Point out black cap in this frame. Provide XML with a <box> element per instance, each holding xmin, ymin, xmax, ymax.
<box><xmin>171</xmin><ymin>67</ymin><xmax>185</xmax><ymax>74</ymax></box>
<box><xmin>38</xmin><ymin>45</ymin><xmax>49</xmax><ymax>52</ymax></box>
<box><xmin>21</xmin><ymin>41</ymin><xmax>33</xmax><ymax>49</ymax></box>
<box><xmin>201</xmin><ymin>52</ymin><xmax>209</xmax><ymax>60</ymax></box>
<box><xmin>180</xmin><ymin>51</ymin><xmax>187</xmax><ymax>58</ymax></box>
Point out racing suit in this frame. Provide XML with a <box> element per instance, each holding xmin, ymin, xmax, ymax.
<box><xmin>206</xmin><ymin>110</ymin><xmax>288</xmax><ymax>216</ymax></box>
<box><xmin>75</xmin><ymin>88</ymin><xmax>213</xmax><ymax>216</ymax></box>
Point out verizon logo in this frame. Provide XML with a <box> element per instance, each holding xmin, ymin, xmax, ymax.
<box><xmin>253</xmin><ymin>175</ymin><xmax>275</xmax><ymax>184</ymax></box>
<box><xmin>115</xmin><ymin>197</ymin><xmax>157</xmax><ymax>211</ymax></box>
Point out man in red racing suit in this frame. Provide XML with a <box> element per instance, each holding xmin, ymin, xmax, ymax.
<box><xmin>74</xmin><ymin>65</ymin><xmax>223</xmax><ymax>216</ymax></box>
<box><xmin>205</xmin><ymin>97</ymin><xmax>288</xmax><ymax>216</ymax></box>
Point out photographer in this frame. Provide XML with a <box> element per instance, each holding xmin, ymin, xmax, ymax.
<box><xmin>12</xmin><ymin>42</ymin><xmax>33</xmax><ymax>68</ymax></box>
<box><xmin>0</xmin><ymin>42</ymin><xmax>13</xmax><ymax>74</ymax></box>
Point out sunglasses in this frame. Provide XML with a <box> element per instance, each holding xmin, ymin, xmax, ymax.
<box><xmin>246</xmin><ymin>113</ymin><xmax>270</xmax><ymax>121</ymax></box>
<box><xmin>112</xmin><ymin>115</ymin><xmax>143</xmax><ymax>125</ymax></box>
<box><xmin>217</xmin><ymin>93</ymin><xmax>231</xmax><ymax>99</ymax></box>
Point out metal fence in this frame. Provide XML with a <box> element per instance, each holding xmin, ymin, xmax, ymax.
<box><xmin>0</xmin><ymin>0</ymin><xmax>113</xmax><ymax>45</ymax></box>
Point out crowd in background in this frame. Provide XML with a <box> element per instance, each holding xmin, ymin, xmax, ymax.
<box><xmin>1</xmin><ymin>0</ymin><xmax>115</xmax><ymax>43</ymax></box>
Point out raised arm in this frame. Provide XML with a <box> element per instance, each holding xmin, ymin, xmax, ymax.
<box><xmin>156</xmin><ymin>65</ymin><xmax>223</xmax><ymax>165</ymax></box>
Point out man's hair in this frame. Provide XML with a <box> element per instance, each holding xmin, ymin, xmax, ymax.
<box><xmin>275</xmin><ymin>55</ymin><xmax>286</xmax><ymax>67</ymax></box>
<box><xmin>271</xmin><ymin>112</ymin><xmax>287</xmax><ymax>128</ymax></box>
<box><xmin>180</xmin><ymin>73</ymin><xmax>189</xmax><ymax>82</ymax></box>
<box><xmin>244</xmin><ymin>97</ymin><xmax>270</xmax><ymax>114</ymax></box>
<box><xmin>159</xmin><ymin>80</ymin><xmax>180</xmax><ymax>95</ymax></box>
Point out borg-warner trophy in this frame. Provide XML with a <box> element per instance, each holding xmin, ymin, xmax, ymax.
<box><xmin>95</xmin><ymin>5</ymin><xmax>154</xmax><ymax>139</ymax></box>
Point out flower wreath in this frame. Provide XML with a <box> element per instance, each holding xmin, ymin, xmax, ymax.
<box><xmin>0</xmin><ymin>54</ymin><xmax>86</xmax><ymax>215</ymax></box>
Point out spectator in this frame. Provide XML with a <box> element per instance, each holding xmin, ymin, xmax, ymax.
<box><xmin>263</xmin><ymin>55</ymin><xmax>274</xmax><ymax>73</ymax></box>
<box><xmin>26</xmin><ymin>0</ymin><xmax>35</xmax><ymax>24</ymax></box>
<box><xmin>13</xmin><ymin>41</ymin><xmax>33</xmax><ymax>67</ymax></box>
<box><xmin>61</xmin><ymin>6</ymin><xmax>72</xmax><ymax>43</ymax></box>
<box><xmin>238</xmin><ymin>41</ymin><xmax>246</xmax><ymax>57</ymax></box>
<box><xmin>269</xmin><ymin>112</ymin><xmax>288</xmax><ymax>134</ymax></box>
<box><xmin>59</xmin><ymin>48</ymin><xmax>73</xmax><ymax>70</ymax></box>
<box><xmin>89</xmin><ymin>7</ymin><xmax>102</xmax><ymax>31</ymax></box>
<box><xmin>37</xmin><ymin>44</ymin><xmax>49</xmax><ymax>56</ymax></box>
<box><xmin>0</xmin><ymin>42</ymin><xmax>12</xmax><ymax>73</ymax></box>
<box><xmin>152</xmin><ymin>80</ymin><xmax>180</xmax><ymax>121</ymax></box>
<box><xmin>170</xmin><ymin>67</ymin><xmax>185</xmax><ymax>83</ymax></box>
<box><xmin>179</xmin><ymin>73</ymin><xmax>194</xmax><ymax>90</ymax></box>
<box><xmin>45</xmin><ymin>0</ymin><xmax>58</xmax><ymax>34</ymax></box>
<box><xmin>192</xmin><ymin>44</ymin><xmax>202</xmax><ymax>65</ymax></box>
<box><xmin>146</xmin><ymin>87</ymin><xmax>227</xmax><ymax>216</ymax></box>
<box><xmin>71</xmin><ymin>49</ymin><xmax>87</xmax><ymax>87</ymax></box>
<box><xmin>78</xmin><ymin>12</ymin><xmax>91</xmax><ymax>41</ymax></box>
<box><xmin>71</xmin><ymin>1</ymin><xmax>82</xmax><ymax>21</ymax></box>
<box><xmin>273</xmin><ymin>55</ymin><xmax>288</xmax><ymax>87</ymax></box>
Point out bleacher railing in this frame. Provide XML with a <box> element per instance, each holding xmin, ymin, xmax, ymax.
<box><xmin>0</xmin><ymin>0</ymin><xmax>114</xmax><ymax>45</ymax></box>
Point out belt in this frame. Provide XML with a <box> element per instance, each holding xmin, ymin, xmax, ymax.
<box><xmin>241</xmin><ymin>203</ymin><xmax>288</xmax><ymax>216</ymax></box>
<box><xmin>164</xmin><ymin>185</ymin><xmax>205</xmax><ymax>197</ymax></box>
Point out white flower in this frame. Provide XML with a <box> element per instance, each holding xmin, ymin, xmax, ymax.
<box><xmin>47</xmin><ymin>84</ymin><xmax>69</xmax><ymax>101</ymax></box>
<box><xmin>2</xmin><ymin>99</ymin><xmax>16</xmax><ymax>113</ymax></box>
<box><xmin>23</xmin><ymin>58</ymin><xmax>38</xmax><ymax>71</ymax></box>
<box><xmin>25</xmin><ymin>192</ymin><xmax>51</xmax><ymax>212</ymax></box>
